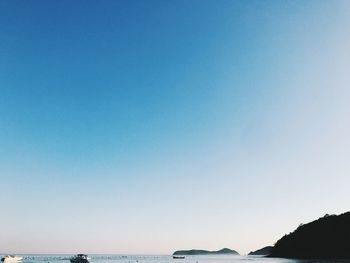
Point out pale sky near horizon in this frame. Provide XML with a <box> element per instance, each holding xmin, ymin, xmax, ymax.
<box><xmin>1</xmin><ymin>0</ymin><xmax>350</xmax><ymax>255</ymax></box>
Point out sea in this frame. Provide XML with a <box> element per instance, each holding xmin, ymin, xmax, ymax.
<box><xmin>5</xmin><ymin>254</ymin><xmax>350</xmax><ymax>263</ymax></box>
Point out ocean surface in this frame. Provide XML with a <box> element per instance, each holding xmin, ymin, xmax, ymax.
<box><xmin>4</xmin><ymin>255</ymin><xmax>350</xmax><ymax>263</ymax></box>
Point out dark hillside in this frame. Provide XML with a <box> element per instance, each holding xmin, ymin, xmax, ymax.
<box><xmin>270</xmin><ymin>212</ymin><xmax>350</xmax><ymax>259</ymax></box>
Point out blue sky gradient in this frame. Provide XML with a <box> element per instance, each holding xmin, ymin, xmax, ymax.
<box><xmin>1</xmin><ymin>0</ymin><xmax>350</xmax><ymax>254</ymax></box>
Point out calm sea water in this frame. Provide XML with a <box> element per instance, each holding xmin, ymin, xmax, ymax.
<box><xmin>6</xmin><ymin>255</ymin><xmax>350</xmax><ymax>263</ymax></box>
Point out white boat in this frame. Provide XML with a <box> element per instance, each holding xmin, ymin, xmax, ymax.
<box><xmin>1</xmin><ymin>256</ymin><xmax>23</xmax><ymax>263</ymax></box>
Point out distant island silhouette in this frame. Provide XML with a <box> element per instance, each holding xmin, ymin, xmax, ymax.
<box><xmin>268</xmin><ymin>212</ymin><xmax>350</xmax><ymax>259</ymax></box>
<box><xmin>248</xmin><ymin>246</ymin><xmax>273</xmax><ymax>256</ymax></box>
<box><xmin>173</xmin><ymin>248</ymin><xmax>239</xmax><ymax>255</ymax></box>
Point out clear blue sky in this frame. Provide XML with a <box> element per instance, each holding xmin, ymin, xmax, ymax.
<box><xmin>1</xmin><ymin>0</ymin><xmax>350</xmax><ymax>255</ymax></box>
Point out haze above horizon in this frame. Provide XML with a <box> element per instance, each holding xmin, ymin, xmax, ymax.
<box><xmin>1</xmin><ymin>0</ymin><xmax>350</xmax><ymax>255</ymax></box>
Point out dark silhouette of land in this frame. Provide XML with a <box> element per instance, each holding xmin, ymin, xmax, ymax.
<box><xmin>269</xmin><ymin>212</ymin><xmax>350</xmax><ymax>259</ymax></box>
<box><xmin>248</xmin><ymin>246</ymin><xmax>273</xmax><ymax>255</ymax></box>
<box><xmin>173</xmin><ymin>248</ymin><xmax>239</xmax><ymax>255</ymax></box>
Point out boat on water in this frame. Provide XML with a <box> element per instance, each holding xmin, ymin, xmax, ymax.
<box><xmin>173</xmin><ymin>256</ymin><xmax>185</xmax><ymax>259</ymax></box>
<box><xmin>70</xmin><ymin>254</ymin><xmax>89</xmax><ymax>263</ymax></box>
<box><xmin>1</xmin><ymin>256</ymin><xmax>23</xmax><ymax>263</ymax></box>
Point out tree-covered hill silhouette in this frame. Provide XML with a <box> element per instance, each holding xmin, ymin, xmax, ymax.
<box><xmin>269</xmin><ymin>212</ymin><xmax>350</xmax><ymax>259</ymax></box>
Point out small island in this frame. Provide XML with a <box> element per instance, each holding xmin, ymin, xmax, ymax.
<box><xmin>248</xmin><ymin>246</ymin><xmax>273</xmax><ymax>256</ymax></box>
<box><xmin>173</xmin><ymin>248</ymin><xmax>239</xmax><ymax>256</ymax></box>
<box><xmin>269</xmin><ymin>212</ymin><xmax>350</xmax><ymax>259</ymax></box>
